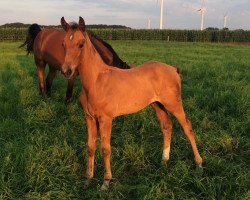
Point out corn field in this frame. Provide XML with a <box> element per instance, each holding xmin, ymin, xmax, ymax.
<box><xmin>0</xmin><ymin>28</ymin><xmax>249</xmax><ymax>42</ymax></box>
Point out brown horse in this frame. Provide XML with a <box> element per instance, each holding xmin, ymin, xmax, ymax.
<box><xmin>20</xmin><ymin>23</ymin><xmax>130</xmax><ymax>103</ymax></box>
<box><xmin>61</xmin><ymin>17</ymin><xmax>203</xmax><ymax>191</ymax></box>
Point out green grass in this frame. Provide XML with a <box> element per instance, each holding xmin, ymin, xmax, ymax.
<box><xmin>0</xmin><ymin>41</ymin><xmax>249</xmax><ymax>199</ymax></box>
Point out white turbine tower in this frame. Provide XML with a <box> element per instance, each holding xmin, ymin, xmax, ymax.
<box><xmin>195</xmin><ymin>0</ymin><xmax>206</xmax><ymax>30</ymax></box>
<box><xmin>156</xmin><ymin>0</ymin><xmax>164</xmax><ymax>29</ymax></box>
<box><xmin>223</xmin><ymin>12</ymin><xmax>228</xmax><ymax>28</ymax></box>
<box><xmin>148</xmin><ymin>18</ymin><xmax>151</xmax><ymax>29</ymax></box>
<box><xmin>160</xmin><ymin>0</ymin><xmax>164</xmax><ymax>29</ymax></box>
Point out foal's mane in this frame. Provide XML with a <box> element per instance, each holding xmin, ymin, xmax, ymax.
<box><xmin>69</xmin><ymin>22</ymin><xmax>130</xmax><ymax>69</ymax></box>
<box><xmin>68</xmin><ymin>22</ymin><xmax>79</xmax><ymax>30</ymax></box>
<box><xmin>88</xmin><ymin>32</ymin><xmax>130</xmax><ymax>69</ymax></box>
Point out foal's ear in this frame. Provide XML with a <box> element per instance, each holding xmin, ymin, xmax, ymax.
<box><xmin>61</xmin><ymin>17</ymin><xmax>70</xmax><ymax>31</ymax></box>
<box><xmin>79</xmin><ymin>16</ymin><xmax>86</xmax><ymax>31</ymax></box>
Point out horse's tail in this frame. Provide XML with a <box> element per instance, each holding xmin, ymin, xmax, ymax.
<box><xmin>19</xmin><ymin>23</ymin><xmax>41</xmax><ymax>54</ymax></box>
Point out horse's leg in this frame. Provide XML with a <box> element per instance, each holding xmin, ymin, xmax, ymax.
<box><xmin>99</xmin><ymin>116</ymin><xmax>112</xmax><ymax>191</ymax></box>
<box><xmin>36</xmin><ymin>60</ymin><xmax>46</xmax><ymax>100</ymax></box>
<box><xmin>151</xmin><ymin>102</ymin><xmax>173</xmax><ymax>165</ymax></box>
<box><xmin>45</xmin><ymin>67</ymin><xmax>56</xmax><ymax>97</ymax></box>
<box><xmin>84</xmin><ymin>115</ymin><xmax>98</xmax><ymax>189</ymax></box>
<box><xmin>163</xmin><ymin>99</ymin><xmax>203</xmax><ymax>169</ymax></box>
<box><xmin>174</xmin><ymin>108</ymin><xmax>203</xmax><ymax>169</ymax></box>
<box><xmin>65</xmin><ymin>78</ymin><xmax>75</xmax><ymax>104</ymax></box>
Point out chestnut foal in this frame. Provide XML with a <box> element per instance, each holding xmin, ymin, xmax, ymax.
<box><xmin>61</xmin><ymin>17</ymin><xmax>203</xmax><ymax>190</ymax></box>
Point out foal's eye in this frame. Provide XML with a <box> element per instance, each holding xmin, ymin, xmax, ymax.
<box><xmin>78</xmin><ymin>43</ymin><xmax>84</xmax><ymax>49</ymax></box>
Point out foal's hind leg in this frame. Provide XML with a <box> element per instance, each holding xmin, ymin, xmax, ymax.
<box><xmin>151</xmin><ymin>102</ymin><xmax>173</xmax><ymax>165</ymax></box>
<box><xmin>45</xmin><ymin>67</ymin><xmax>56</xmax><ymax>97</ymax></box>
<box><xmin>162</xmin><ymin>100</ymin><xmax>203</xmax><ymax>168</ymax></box>
<box><xmin>175</xmin><ymin>109</ymin><xmax>203</xmax><ymax>168</ymax></box>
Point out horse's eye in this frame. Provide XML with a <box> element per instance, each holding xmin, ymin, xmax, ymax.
<box><xmin>79</xmin><ymin>43</ymin><xmax>84</xmax><ymax>49</ymax></box>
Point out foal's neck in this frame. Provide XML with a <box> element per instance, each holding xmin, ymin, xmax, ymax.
<box><xmin>79</xmin><ymin>33</ymin><xmax>108</xmax><ymax>90</ymax></box>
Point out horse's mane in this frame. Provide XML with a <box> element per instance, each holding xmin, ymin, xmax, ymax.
<box><xmin>68</xmin><ymin>22</ymin><xmax>129</xmax><ymax>69</ymax></box>
<box><xmin>88</xmin><ymin>31</ymin><xmax>130</xmax><ymax>69</ymax></box>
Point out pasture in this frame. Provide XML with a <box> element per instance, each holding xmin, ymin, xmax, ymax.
<box><xmin>0</xmin><ymin>41</ymin><xmax>249</xmax><ymax>199</ymax></box>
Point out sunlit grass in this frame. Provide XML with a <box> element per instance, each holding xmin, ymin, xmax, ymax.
<box><xmin>0</xmin><ymin>41</ymin><xmax>249</xmax><ymax>199</ymax></box>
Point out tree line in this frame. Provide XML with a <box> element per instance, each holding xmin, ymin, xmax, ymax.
<box><xmin>0</xmin><ymin>22</ymin><xmax>131</xmax><ymax>29</ymax></box>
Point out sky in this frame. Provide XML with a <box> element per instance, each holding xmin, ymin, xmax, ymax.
<box><xmin>0</xmin><ymin>0</ymin><xmax>249</xmax><ymax>30</ymax></box>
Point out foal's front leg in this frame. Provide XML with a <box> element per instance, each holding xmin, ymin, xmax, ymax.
<box><xmin>99</xmin><ymin>116</ymin><xmax>112</xmax><ymax>191</ymax></box>
<box><xmin>84</xmin><ymin>115</ymin><xmax>98</xmax><ymax>189</ymax></box>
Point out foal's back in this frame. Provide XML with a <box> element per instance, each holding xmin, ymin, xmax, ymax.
<box><xmin>93</xmin><ymin>61</ymin><xmax>181</xmax><ymax>117</ymax></box>
<box><xmin>105</xmin><ymin>61</ymin><xmax>180</xmax><ymax>88</ymax></box>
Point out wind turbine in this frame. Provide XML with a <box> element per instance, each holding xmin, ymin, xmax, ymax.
<box><xmin>223</xmin><ymin>12</ymin><xmax>228</xmax><ymax>28</ymax></box>
<box><xmin>195</xmin><ymin>0</ymin><xmax>206</xmax><ymax>30</ymax></box>
<box><xmin>148</xmin><ymin>18</ymin><xmax>151</xmax><ymax>29</ymax></box>
<box><xmin>156</xmin><ymin>0</ymin><xmax>164</xmax><ymax>29</ymax></box>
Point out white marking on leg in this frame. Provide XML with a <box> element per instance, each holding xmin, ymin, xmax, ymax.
<box><xmin>100</xmin><ymin>180</ymin><xmax>110</xmax><ymax>191</ymax></box>
<box><xmin>162</xmin><ymin>146</ymin><xmax>170</xmax><ymax>161</ymax></box>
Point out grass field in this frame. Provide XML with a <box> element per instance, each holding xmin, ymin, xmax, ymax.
<box><xmin>0</xmin><ymin>41</ymin><xmax>249</xmax><ymax>199</ymax></box>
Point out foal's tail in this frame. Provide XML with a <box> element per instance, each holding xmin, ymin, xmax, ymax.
<box><xmin>19</xmin><ymin>23</ymin><xmax>41</xmax><ymax>54</ymax></box>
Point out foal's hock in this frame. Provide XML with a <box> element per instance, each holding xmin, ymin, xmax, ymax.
<box><xmin>61</xmin><ymin>16</ymin><xmax>203</xmax><ymax>191</ymax></box>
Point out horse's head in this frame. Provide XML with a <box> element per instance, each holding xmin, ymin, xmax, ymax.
<box><xmin>61</xmin><ymin>16</ymin><xmax>86</xmax><ymax>79</ymax></box>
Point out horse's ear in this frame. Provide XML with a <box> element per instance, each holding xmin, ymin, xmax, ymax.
<box><xmin>79</xmin><ymin>16</ymin><xmax>86</xmax><ymax>31</ymax></box>
<box><xmin>61</xmin><ymin>17</ymin><xmax>70</xmax><ymax>31</ymax></box>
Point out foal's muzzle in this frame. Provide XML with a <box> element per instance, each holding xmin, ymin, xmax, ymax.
<box><xmin>61</xmin><ymin>65</ymin><xmax>79</xmax><ymax>80</ymax></box>
<box><xmin>61</xmin><ymin>66</ymin><xmax>73</xmax><ymax>79</ymax></box>
<box><xmin>63</xmin><ymin>69</ymin><xmax>72</xmax><ymax>78</ymax></box>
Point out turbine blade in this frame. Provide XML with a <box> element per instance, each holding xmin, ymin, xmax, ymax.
<box><xmin>201</xmin><ymin>0</ymin><xmax>205</xmax><ymax>7</ymax></box>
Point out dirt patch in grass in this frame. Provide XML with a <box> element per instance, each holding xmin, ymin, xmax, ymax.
<box><xmin>223</xmin><ymin>42</ymin><xmax>250</xmax><ymax>46</ymax></box>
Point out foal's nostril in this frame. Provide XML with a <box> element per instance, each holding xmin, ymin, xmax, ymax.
<box><xmin>65</xmin><ymin>69</ymin><xmax>72</xmax><ymax>77</ymax></box>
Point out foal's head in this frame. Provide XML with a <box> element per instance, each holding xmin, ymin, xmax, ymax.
<box><xmin>61</xmin><ymin>17</ymin><xmax>87</xmax><ymax>79</ymax></box>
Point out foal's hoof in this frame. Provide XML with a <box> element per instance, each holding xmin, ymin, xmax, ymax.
<box><xmin>83</xmin><ymin>179</ymin><xmax>91</xmax><ymax>190</ymax></box>
<box><xmin>161</xmin><ymin>159</ymin><xmax>168</xmax><ymax>166</ymax></box>
<box><xmin>100</xmin><ymin>180</ymin><xmax>110</xmax><ymax>191</ymax></box>
<box><xmin>197</xmin><ymin>164</ymin><xmax>203</xmax><ymax>174</ymax></box>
